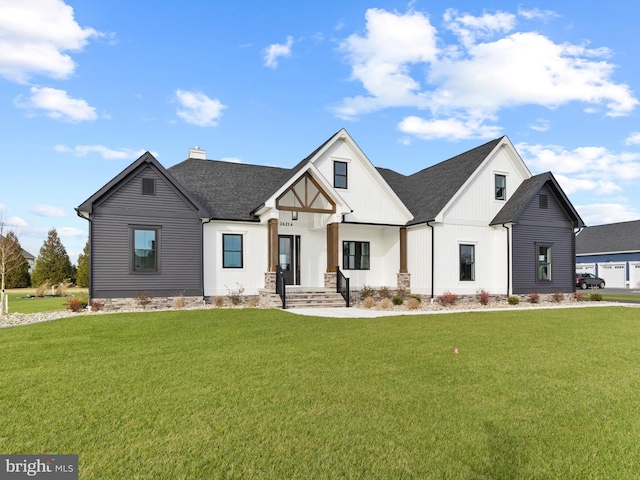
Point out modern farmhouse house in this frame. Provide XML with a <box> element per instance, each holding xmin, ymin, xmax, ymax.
<box><xmin>77</xmin><ymin>129</ymin><xmax>584</xmax><ymax>307</ymax></box>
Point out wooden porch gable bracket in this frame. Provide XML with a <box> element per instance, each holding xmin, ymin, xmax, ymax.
<box><xmin>276</xmin><ymin>172</ymin><xmax>336</xmax><ymax>214</ymax></box>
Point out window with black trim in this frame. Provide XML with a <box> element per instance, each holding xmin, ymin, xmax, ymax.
<box><xmin>334</xmin><ymin>161</ymin><xmax>348</xmax><ymax>189</ymax></box>
<box><xmin>133</xmin><ymin>228</ymin><xmax>157</xmax><ymax>272</ymax></box>
<box><xmin>223</xmin><ymin>234</ymin><xmax>243</xmax><ymax>268</ymax></box>
<box><xmin>495</xmin><ymin>174</ymin><xmax>506</xmax><ymax>200</ymax></box>
<box><xmin>537</xmin><ymin>245</ymin><xmax>551</xmax><ymax>281</ymax></box>
<box><xmin>539</xmin><ymin>194</ymin><xmax>548</xmax><ymax>209</ymax></box>
<box><xmin>460</xmin><ymin>244</ymin><xmax>475</xmax><ymax>281</ymax></box>
<box><xmin>343</xmin><ymin>241</ymin><xmax>369</xmax><ymax>270</ymax></box>
<box><xmin>142</xmin><ymin>178</ymin><xmax>155</xmax><ymax>195</ymax></box>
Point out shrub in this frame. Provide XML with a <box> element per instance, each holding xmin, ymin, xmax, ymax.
<box><xmin>527</xmin><ymin>293</ymin><xmax>540</xmax><ymax>304</ymax></box>
<box><xmin>551</xmin><ymin>292</ymin><xmax>564</xmax><ymax>303</ymax></box>
<box><xmin>477</xmin><ymin>289</ymin><xmax>491</xmax><ymax>306</ymax></box>
<box><xmin>507</xmin><ymin>296</ymin><xmax>520</xmax><ymax>305</ymax></box>
<box><xmin>55</xmin><ymin>282</ymin><xmax>71</xmax><ymax>297</ymax></box>
<box><xmin>35</xmin><ymin>281</ymin><xmax>50</xmax><ymax>298</ymax></box>
<box><xmin>574</xmin><ymin>292</ymin><xmax>584</xmax><ymax>302</ymax></box>
<box><xmin>409</xmin><ymin>294</ymin><xmax>422</xmax><ymax>304</ymax></box>
<box><xmin>407</xmin><ymin>297</ymin><xmax>420</xmax><ymax>310</ymax></box>
<box><xmin>395</xmin><ymin>286</ymin><xmax>407</xmax><ymax>299</ymax></box>
<box><xmin>360</xmin><ymin>285</ymin><xmax>375</xmax><ymax>300</ymax></box>
<box><xmin>173</xmin><ymin>293</ymin><xmax>185</xmax><ymax>309</ymax></box>
<box><xmin>213</xmin><ymin>296</ymin><xmax>224</xmax><ymax>307</ymax></box>
<box><xmin>134</xmin><ymin>291</ymin><xmax>153</xmax><ymax>309</ymax></box>
<box><xmin>437</xmin><ymin>291</ymin><xmax>458</xmax><ymax>306</ymax></box>
<box><xmin>64</xmin><ymin>295</ymin><xmax>88</xmax><ymax>312</ymax></box>
<box><xmin>590</xmin><ymin>293</ymin><xmax>604</xmax><ymax>302</ymax></box>
<box><xmin>392</xmin><ymin>296</ymin><xmax>403</xmax><ymax>305</ymax></box>
<box><xmin>90</xmin><ymin>299</ymin><xmax>104</xmax><ymax>312</ymax></box>
<box><xmin>225</xmin><ymin>283</ymin><xmax>245</xmax><ymax>306</ymax></box>
<box><xmin>378</xmin><ymin>298</ymin><xmax>392</xmax><ymax>309</ymax></box>
<box><xmin>362</xmin><ymin>296</ymin><xmax>375</xmax><ymax>308</ymax></box>
<box><xmin>378</xmin><ymin>286</ymin><xmax>391</xmax><ymax>299</ymax></box>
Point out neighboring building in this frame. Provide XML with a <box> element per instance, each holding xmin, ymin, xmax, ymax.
<box><xmin>576</xmin><ymin>220</ymin><xmax>640</xmax><ymax>289</ymax></box>
<box><xmin>0</xmin><ymin>234</ymin><xmax>35</xmax><ymax>272</ymax></box>
<box><xmin>77</xmin><ymin>129</ymin><xmax>584</xmax><ymax>306</ymax></box>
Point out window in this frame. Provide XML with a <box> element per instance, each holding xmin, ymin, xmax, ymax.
<box><xmin>495</xmin><ymin>174</ymin><xmax>506</xmax><ymax>200</ymax></box>
<box><xmin>133</xmin><ymin>228</ymin><xmax>157</xmax><ymax>272</ymax></box>
<box><xmin>142</xmin><ymin>178</ymin><xmax>155</xmax><ymax>195</ymax></box>
<box><xmin>343</xmin><ymin>241</ymin><xmax>369</xmax><ymax>270</ymax></box>
<box><xmin>539</xmin><ymin>194</ymin><xmax>548</xmax><ymax>209</ymax></box>
<box><xmin>537</xmin><ymin>245</ymin><xmax>551</xmax><ymax>281</ymax></box>
<box><xmin>334</xmin><ymin>161</ymin><xmax>348</xmax><ymax>189</ymax></box>
<box><xmin>460</xmin><ymin>244</ymin><xmax>475</xmax><ymax>281</ymax></box>
<box><xmin>223</xmin><ymin>234</ymin><xmax>243</xmax><ymax>268</ymax></box>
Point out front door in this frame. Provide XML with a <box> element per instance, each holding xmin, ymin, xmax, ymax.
<box><xmin>278</xmin><ymin>235</ymin><xmax>301</xmax><ymax>285</ymax></box>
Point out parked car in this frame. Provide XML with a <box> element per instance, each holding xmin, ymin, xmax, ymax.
<box><xmin>576</xmin><ymin>273</ymin><xmax>605</xmax><ymax>289</ymax></box>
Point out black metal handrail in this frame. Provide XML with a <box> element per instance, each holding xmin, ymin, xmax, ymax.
<box><xmin>275</xmin><ymin>265</ymin><xmax>286</xmax><ymax>309</ymax></box>
<box><xmin>336</xmin><ymin>266</ymin><xmax>350</xmax><ymax>307</ymax></box>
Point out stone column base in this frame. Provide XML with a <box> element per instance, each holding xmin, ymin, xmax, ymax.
<box><xmin>397</xmin><ymin>273</ymin><xmax>411</xmax><ymax>291</ymax></box>
<box><xmin>324</xmin><ymin>272</ymin><xmax>337</xmax><ymax>289</ymax></box>
<box><xmin>264</xmin><ymin>272</ymin><xmax>277</xmax><ymax>292</ymax></box>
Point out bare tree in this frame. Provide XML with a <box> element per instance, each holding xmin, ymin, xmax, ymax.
<box><xmin>0</xmin><ymin>210</ymin><xmax>25</xmax><ymax>315</ymax></box>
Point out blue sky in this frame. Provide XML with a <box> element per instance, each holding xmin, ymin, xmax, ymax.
<box><xmin>2</xmin><ymin>0</ymin><xmax>640</xmax><ymax>263</ymax></box>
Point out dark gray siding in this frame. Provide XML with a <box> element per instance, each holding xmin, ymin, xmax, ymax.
<box><xmin>512</xmin><ymin>185</ymin><xmax>576</xmax><ymax>294</ymax></box>
<box><xmin>90</xmin><ymin>165</ymin><xmax>203</xmax><ymax>298</ymax></box>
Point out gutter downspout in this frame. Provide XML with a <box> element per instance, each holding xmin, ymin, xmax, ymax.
<box><xmin>502</xmin><ymin>223</ymin><xmax>510</xmax><ymax>296</ymax></box>
<box><xmin>201</xmin><ymin>218</ymin><xmax>212</xmax><ymax>304</ymax></box>
<box><xmin>427</xmin><ymin>221</ymin><xmax>434</xmax><ymax>300</ymax></box>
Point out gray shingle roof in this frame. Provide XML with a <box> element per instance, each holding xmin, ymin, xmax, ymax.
<box><xmin>378</xmin><ymin>137</ymin><xmax>504</xmax><ymax>225</ymax></box>
<box><xmin>168</xmin><ymin>160</ymin><xmax>293</xmax><ymax>221</ymax></box>
<box><xmin>576</xmin><ymin>220</ymin><xmax>640</xmax><ymax>254</ymax></box>
<box><xmin>489</xmin><ymin>171</ymin><xmax>584</xmax><ymax>227</ymax></box>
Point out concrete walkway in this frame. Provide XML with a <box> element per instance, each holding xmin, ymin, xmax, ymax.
<box><xmin>285</xmin><ymin>302</ymin><xmax>631</xmax><ymax>318</ymax></box>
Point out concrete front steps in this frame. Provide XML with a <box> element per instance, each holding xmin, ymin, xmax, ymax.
<box><xmin>266</xmin><ymin>288</ymin><xmax>348</xmax><ymax>308</ymax></box>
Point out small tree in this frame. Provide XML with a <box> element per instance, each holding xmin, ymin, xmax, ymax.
<box><xmin>31</xmin><ymin>228</ymin><xmax>76</xmax><ymax>287</ymax></box>
<box><xmin>76</xmin><ymin>239</ymin><xmax>89</xmax><ymax>288</ymax></box>
<box><xmin>4</xmin><ymin>232</ymin><xmax>30</xmax><ymax>288</ymax></box>
<box><xmin>0</xmin><ymin>212</ymin><xmax>27</xmax><ymax>314</ymax></box>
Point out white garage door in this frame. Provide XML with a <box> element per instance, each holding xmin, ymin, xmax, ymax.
<box><xmin>629</xmin><ymin>262</ymin><xmax>640</xmax><ymax>290</ymax></box>
<box><xmin>576</xmin><ymin>263</ymin><xmax>595</xmax><ymax>275</ymax></box>
<box><xmin>597</xmin><ymin>263</ymin><xmax>626</xmax><ymax>288</ymax></box>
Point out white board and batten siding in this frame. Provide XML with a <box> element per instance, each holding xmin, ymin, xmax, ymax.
<box><xmin>203</xmin><ymin>221</ymin><xmax>266</xmax><ymax>296</ymax></box>
<box><xmin>339</xmin><ymin>223</ymin><xmax>400</xmax><ymax>288</ymax></box>
<box><xmin>312</xmin><ymin>138</ymin><xmax>411</xmax><ymax>225</ymax></box>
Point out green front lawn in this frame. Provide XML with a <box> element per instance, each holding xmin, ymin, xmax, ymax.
<box><xmin>2</xmin><ymin>287</ymin><xmax>88</xmax><ymax>313</ymax></box>
<box><xmin>1</xmin><ymin>307</ymin><xmax>639</xmax><ymax>478</ymax></box>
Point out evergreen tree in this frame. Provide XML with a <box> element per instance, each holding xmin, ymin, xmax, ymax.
<box><xmin>3</xmin><ymin>232</ymin><xmax>30</xmax><ymax>288</ymax></box>
<box><xmin>76</xmin><ymin>239</ymin><xmax>89</xmax><ymax>288</ymax></box>
<box><xmin>31</xmin><ymin>228</ymin><xmax>76</xmax><ymax>287</ymax></box>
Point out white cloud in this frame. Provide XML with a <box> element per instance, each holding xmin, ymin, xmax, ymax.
<box><xmin>0</xmin><ymin>0</ymin><xmax>100</xmax><ymax>83</ymax></box>
<box><xmin>6</xmin><ymin>216</ymin><xmax>28</xmax><ymax>228</ymax></box>
<box><xmin>335</xmin><ymin>8</ymin><xmax>438</xmax><ymax>120</ymax></box>
<box><xmin>16</xmin><ymin>87</ymin><xmax>97</xmax><ymax>122</ymax></box>
<box><xmin>57</xmin><ymin>227</ymin><xmax>86</xmax><ymax>238</ymax></box>
<box><xmin>398</xmin><ymin>115</ymin><xmax>502</xmax><ymax>141</ymax></box>
<box><xmin>32</xmin><ymin>204</ymin><xmax>68</xmax><ymax>217</ymax></box>
<box><xmin>517</xmin><ymin>142</ymin><xmax>640</xmax><ymax>197</ymax></box>
<box><xmin>54</xmin><ymin>144</ymin><xmax>150</xmax><ymax>160</ymax></box>
<box><xmin>335</xmin><ymin>7</ymin><xmax>638</xmax><ymax>140</ymax></box>
<box><xmin>264</xmin><ymin>36</ymin><xmax>294</xmax><ymax>69</ymax></box>
<box><xmin>517</xmin><ymin>7</ymin><xmax>561</xmax><ymax>21</ymax></box>
<box><xmin>576</xmin><ymin>203</ymin><xmax>640</xmax><ymax>226</ymax></box>
<box><xmin>529</xmin><ymin>118</ymin><xmax>550</xmax><ymax>132</ymax></box>
<box><xmin>625</xmin><ymin>132</ymin><xmax>640</xmax><ymax>145</ymax></box>
<box><xmin>175</xmin><ymin>89</ymin><xmax>226</xmax><ymax>127</ymax></box>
